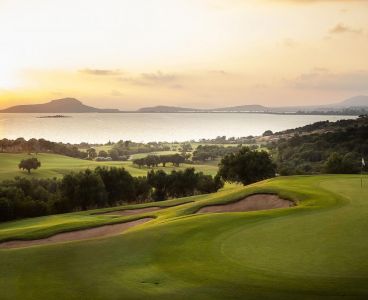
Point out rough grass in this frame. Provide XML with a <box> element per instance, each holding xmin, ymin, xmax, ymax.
<box><xmin>0</xmin><ymin>175</ymin><xmax>367</xmax><ymax>299</ymax></box>
<box><xmin>0</xmin><ymin>153</ymin><xmax>218</xmax><ymax>180</ymax></box>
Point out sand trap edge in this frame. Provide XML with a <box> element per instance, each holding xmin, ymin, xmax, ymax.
<box><xmin>0</xmin><ymin>217</ymin><xmax>154</xmax><ymax>249</ymax></box>
<box><xmin>196</xmin><ymin>194</ymin><xmax>294</xmax><ymax>214</ymax></box>
<box><xmin>95</xmin><ymin>201</ymin><xmax>193</xmax><ymax>216</ymax></box>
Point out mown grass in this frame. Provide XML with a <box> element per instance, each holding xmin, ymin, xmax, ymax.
<box><xmin>0</xmin><ymin>153</ymin><xmax>218</xmax><ymax>181</ymax></box>
<box><xmin>0</xmin><ymin>175</ymin><xmax>367</xmax><ymax>299</ymax></box>
<box><xmin>129</xmin><ymin>150</ymin><xmax>178</xmax><ymax>160</ymax></box>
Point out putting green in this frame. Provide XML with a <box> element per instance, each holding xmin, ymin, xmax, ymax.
<box><xmin>0</xmin><ymin>175</ymin><xmax>367</xmax><ymax>299</ymax></box>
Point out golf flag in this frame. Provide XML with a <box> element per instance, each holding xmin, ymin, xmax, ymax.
<box><xmin>361</xmin><ymin>158</ymin><xmax>365</xmax><ymax>188</ymax></box>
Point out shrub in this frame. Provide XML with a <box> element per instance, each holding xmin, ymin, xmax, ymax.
<box><xmin>218</xmin><ymin>147</ymin><xmax>276</xmax><ymax>185</ymax></box>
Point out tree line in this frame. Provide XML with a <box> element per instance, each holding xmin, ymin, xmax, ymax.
<box><xmin>197</xmin><ymin>135</ymin><xmax>257</xmax><ymax>145</ymax></box>
<box><xmin>0</xmin><ymin>138</ymin><xmax>87</xmax><ymax>159</ymax></box>
<box><xmin>268</xmin><ymin>116</ymin><xmax>368</xmax><ymax>175</ymax></box>
<box><xmin>0</xmin><ymin>138</ymin><xmax>173</xmax><ymax>162</ymax></box>
<box><xmin>108</xmin><ymin>140</ymin><xmax>170</xmax><ymax>159</ymax></box>
<box><xmin>133</xmin><ymin>154</ymin><xmax>187</xmax><ymax>168</ymax></box>
<box><xmin>0</xmin><ymin>167</ymin><xmax>223</xmax><ymax>222</ymax></box>
<box><xmin>192</xmin><ymin>145</ymin><xmax>248</xmax><ymax>162</ymax></box>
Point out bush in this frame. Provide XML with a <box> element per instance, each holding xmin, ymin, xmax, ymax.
<box><xmin>95</xmin><ymin>167</ymin><xmax>136</xmax><ymax>205</ymax></box>
<box><xmin>0</xmin><ymin>197</ymin><xmax>13</xmax><ymax>221</ymax></box>
<box><xmin>147</xmin><ymin>168</ymin><xmax>223</xmax><ymax>201</ymax></box>
<box><xmin>263</xmin><ymin>130</ymin><xmax>273</xmax><ymax>137</ymax></box>
<box><xmin>324</xmin><ymin>152</ymin><xmax>359</xmax><ymax>174</ymax></box>
<box><xmin>218</xmin><ymin>147</ymin><xmax>276</xmax><ymax>185</ymax></box>
<box><xmin>98</xmin><ymin>150</ymin><xmax>108</xmax><ymax>158</ymax></box>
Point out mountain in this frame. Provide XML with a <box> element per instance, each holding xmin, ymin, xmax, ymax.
<box><xmin>2</xmin><ymin>95</ymin><xmax>367</xmax><ymax>115</ymax></box>
<box><xmin>267</xmin><ymin>95</ymin><xmax>368</xmax><ymax>113</ymax></box>
<box><xmin>211</xmin><ymin>104</ymin><xmax>268</xmax><ymax>112</ymax></box>
<box><xmin>136</xmin><ymin>105</ymin><xmax>201</xmax><ymax>113</ymax></box>
<box><xmin>137</xmin><ymin>104</ymin><xmax>268</xmax><ymax>113</ymax></box>
<box><xmin>334</xmin><ymin>95</ymin><xmax>368</xmax><ymax>107</ymax></box>
<box><xmin>0</xmin><ymin>98</ymin><xmax>120</xmax><ymax>113</ymax></box>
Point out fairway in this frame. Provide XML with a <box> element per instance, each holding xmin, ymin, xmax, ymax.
<box><xmin>0</xmin><ymin>153</ymin><xmax>218</xmax><ymax>180</ymax></box>
<box><xmin>0</xmin><ymin>175</ymin><xmax>367</xmax><ymax>299</ymax></box>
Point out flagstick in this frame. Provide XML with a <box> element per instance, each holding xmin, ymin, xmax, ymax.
<box><xmin>360</xmin><ymin>168</ymin><xmax>363</xmax><ymax>188</ymax></box>
<box><xmin>361</xmin><ymin>157</ymin><xmax>365</xmax><ymax>189</ymax></box>
<box><xmin>361</xmin><ymin>165</ymin><xmax>363</xmax><ymax>189</ymax></box>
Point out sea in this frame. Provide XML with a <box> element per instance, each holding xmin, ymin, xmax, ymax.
<box><xmin>0</xmin><ymin>113</ymin><xmax>356</xmax><ymax>144</ymax></box>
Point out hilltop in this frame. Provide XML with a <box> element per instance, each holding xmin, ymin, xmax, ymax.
<box><xmin>335</xmin><ymin>95</ymin><xmax>368</xmax><ymax>107</ymax></box>
<box><xmin>210</xmin><ymin>104</ymin><xmax>268</xmax><ymax>112</ymax></box>
<box><xmin>0</xmin><ymin>98</ymin><xmax>120</xmax><ymax>113</ymax></box>
<box><xmin>137</xmin><ymin>96</ymin><xmax>368</xmax><ymax>114</ymax></box>
<box><xmin>136</xmin><ymin>105</ymin><xmax>200</xmax><ymax>113</ymax></box>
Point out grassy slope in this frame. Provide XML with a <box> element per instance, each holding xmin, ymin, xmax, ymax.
<box><xmin>129</xmin><ymin>150</ymin><xmax>178</xmax><ymax>160</ymax></box>
<box><xmin>0</xmin><ymin>153</ymin><xmax>218</xmax><ymax>180</ymax></box>
<box><xmin>0</xmin><ymin>175</ymin><xmax>367</xmax><ymax>299</ymax></box>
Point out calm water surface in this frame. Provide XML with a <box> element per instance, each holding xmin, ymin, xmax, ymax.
<box><xmin>0</xmin><ymin>113</ymin><xmax>356</xmax><ymax>143</ymax></box>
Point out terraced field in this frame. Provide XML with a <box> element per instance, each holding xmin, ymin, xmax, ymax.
<box><xmin>0</xmin><ymin>175</ymin><xmax>367</xmax><ymax>299</ymax></box>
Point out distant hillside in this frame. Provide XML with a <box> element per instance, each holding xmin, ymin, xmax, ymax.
<box><xmin>334</xmin><ymin>95</ymin><xmax>368</xmax><ymax>107</ymax></box>
<box><xmin>0</xmin><ymin>98</ymin><xmax>120</xmax><ymax>113</ymax></box>
<box><xmin>212</xmin><ymin>104</ymin><xmax>268</xmax><ymax>112</ymax></box>
<box><xmin>136</xmin><ymin>106</ymin><xmax>201</xmax><ymax>113</ymax></box>
<box><xmin>135</xmin><ymin>96</ymin><xmax>368</xmax><ymax>114</ymax></box>
<box><xmin>137</xmin><ymin>104</ymin><xmax>268</xmax><ymax>113</ymax></box>
<box><xmin>269</xmin><ymin>95</ymin><xmax>368</xmax><ymax>113</ymax></box>
<box><xmin>3</xmin><ymin>95</ymin><xmax>368</xmax><ymax>114</ymax></box>
<box><xmin>267</xmin><ymin>115</ymin><xmax>368</xmax><ymax>175</ymax></box>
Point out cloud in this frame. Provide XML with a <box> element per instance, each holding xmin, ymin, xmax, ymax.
<box><xmin>141</xmin><ymin>71</ymin><xmax>177</xmax><ymax>83</ymax></box>
<box><xmin>119</xmin><ymin>71</ymin><xmax>181</xmax><ymax>89</ymax></box>
<box><xmin>329</xmin><ymin>23</ymin><xmax>363</xmax><ymax>35</ymax></box>
<box><xmin>79</xmin><ymin>69</ymin><xmax>123</xmax><ymax>76</ymax></box>
<box><xmin>290</xmin><ymin>69</ymin><xmax>368</xmax><ymax>90</ymax></box>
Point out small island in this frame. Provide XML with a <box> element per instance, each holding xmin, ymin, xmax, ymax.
<box><xmin>37</xmin><ymin>115</ymin><xmax>71</xmax><ymax>119</ymax></box>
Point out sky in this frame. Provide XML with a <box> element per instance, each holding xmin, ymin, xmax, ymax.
<box><xmin>0</xmin><ymin>0</ymin><xmax>368</xmax><ymax>110</ymax></box>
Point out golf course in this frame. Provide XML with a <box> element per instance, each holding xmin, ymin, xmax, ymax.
<box><xmin>0</xmin><ymin>153</ymin><xmax>218</xmax><ymax>181</ymax></box>
<box><xmin>2</xmin><ymin>1</ymin><xmax>368</xmax><ymax>298</ymax></box>
<box><xmin>0</xmin><ymin>174</ymin><xmax>367</xmax><ymax>299</ymax></box>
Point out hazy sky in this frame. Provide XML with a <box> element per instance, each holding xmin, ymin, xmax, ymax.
<box><xmin>1</xmin><ymin>0</ymin><xmax>368</xmax><ymax>109</ymax></box>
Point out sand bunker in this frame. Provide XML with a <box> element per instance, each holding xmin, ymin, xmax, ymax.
<box><xmin>100</xmin><ymin>206</ymin><xmax>161</xmax><ymax>216</ymax></box>
<box><xmin>0</xmin><ymin>218</ymin><xmax>153</xmax><ymax>249</ymax></box>
<box><xmin>98</xmin><ymin>202</ymin><xmax>191</xmax><ymax>216</ymax></box>
<box><xmin>196</xmin><ymin>194</ymin><xmax>293</xmax><ymax>214</ymax></box>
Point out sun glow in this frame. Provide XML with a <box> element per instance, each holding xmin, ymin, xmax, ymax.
<box><xmin>0</xmin><ymin>67</ymin><xmax>22</xmax><ymax>90</ymax></box>
<box><xmin>0</xmin><ymin>0</ymin><xmax>368</xmax><ymax>109</ymax></box>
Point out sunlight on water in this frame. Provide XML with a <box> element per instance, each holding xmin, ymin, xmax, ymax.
<box><xmin>0</xmin><ymin>113</ymin><xmax>356</xmax><ymax>143</ymax></box>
